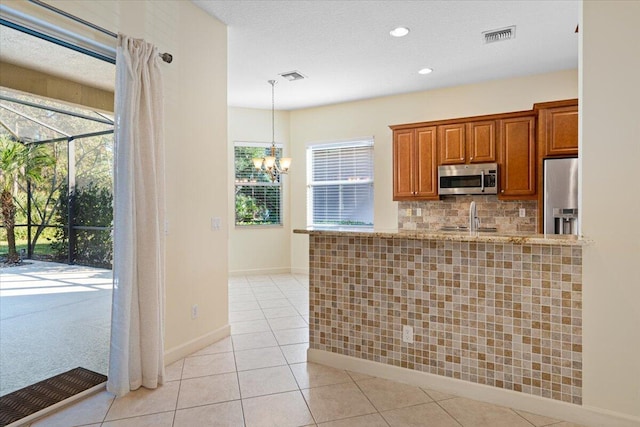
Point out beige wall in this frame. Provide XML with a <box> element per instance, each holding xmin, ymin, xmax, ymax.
<box><xmin>288</xmin><ymin>70</ymin><xmax>578</xmax><ymax>273</ymax></box>
<box><xmin>228</xmin><ymin>107</ymin><xmax>291</xmax><ymax>275</ymax></box>
<box><xmin>24</xmin><ymin>0</ymin><xmax>231</xmax><ymax>357</ymax></box>
<box><xmin>581</xmin><ymin>0</ymin><xmax>640</xmax><ymax>420</ymax></box>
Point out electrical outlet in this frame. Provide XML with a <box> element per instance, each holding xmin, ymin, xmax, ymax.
<box><xmin>416</xmin><ymin>208</ymin><xmax>422</xmax><ymax>216</ymax></box>
<box><xmin>402</xmin><ymin>325</ymin><xmax>414</xmax><ymax>343</ymax></box>
<box><xmin>191</xmin><ymin>304</ymin><xmax>198</xmax><ymax>319</ymax></box>
<box><xmin>406</xmin><ymin>208</ymin><xmax>411</xmax><ymax>217</ymax></box>
<box><xmin>519</xmin><ymin>208</ymin><xmax>526</xmax><ymax>218</ymax></box>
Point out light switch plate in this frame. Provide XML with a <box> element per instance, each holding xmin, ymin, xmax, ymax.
<box><xmin>211</xmin><ymin>217</ymin><xmax>221</xmax><ymax>230</ymax></box>
<box><xmin>519</xmin><ymin>208</ymin><xmax>526</xmax><ymax>218</ymax></box>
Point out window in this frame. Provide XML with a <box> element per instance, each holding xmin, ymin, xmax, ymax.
<box><xmin>307</xmin><ymin>139</ymin><xmax>374</xmax><ymax>228</ymax></box>
<box><xmin>234</xmin><ymin>142</ymin><xmax>283</xmax><ymax>226</ymax></box>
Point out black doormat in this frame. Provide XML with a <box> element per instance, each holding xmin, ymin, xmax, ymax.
<box><xmin>0</xmin><ymin>367</ymin><xmax>107</xmax><ymax>427</ymax></box>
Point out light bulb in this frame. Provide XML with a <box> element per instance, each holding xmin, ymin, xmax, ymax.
<box><xmin>264</xmin><ymin>156</ymin><xmax>276</xmax><ymax>169</ymax></box>
<box><xmin>279</xmin><ymin>157</ymin><xmax>292</xmax><ymax>172</ymax></box>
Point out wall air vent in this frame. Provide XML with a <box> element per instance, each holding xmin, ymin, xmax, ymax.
<box><xmin>279</xmin><ymin>70</ymin><xmax>306</xmax><ymax>81</ymax></box>
<box><xmin>482</xmin><ymin>26</ymin><xmax>516</xmax><ymax>44</ymax></box>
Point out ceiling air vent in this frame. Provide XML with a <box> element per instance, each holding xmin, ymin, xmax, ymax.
<box><xmin>279</xmin><ymin>70</ymin><xmax>306</xmax><ymax>81</ymax></box>
<box><xmin>482</xmin><ymin>26</ymin><xmax>516</xmax><ymax>44</ymax></box>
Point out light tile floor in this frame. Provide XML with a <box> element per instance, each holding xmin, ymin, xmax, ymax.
<box><xmin>30</xmin><ymin>273</ymin><xmax>585</xmax><ymax>427</ymax></box>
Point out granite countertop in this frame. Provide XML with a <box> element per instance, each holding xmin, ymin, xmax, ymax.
<box><xmin>293</xmin><ymin>227</ymin><xmax>589</xmax><ymax>246</ymax></box>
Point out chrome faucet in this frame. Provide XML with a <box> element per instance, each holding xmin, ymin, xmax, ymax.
<box><xmin>469</xmin><ymin>201</ymin><xmax>479</xmax><ymax>232</ymax></box>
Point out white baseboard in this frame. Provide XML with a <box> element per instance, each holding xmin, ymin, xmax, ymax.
<box><xmin>290</xmin><ymin>267</ymin><xmax>309</xmax><ymax>275</ymax></box>
<box><xmin>228</xmin><ymin>267</ymin><xmax>292</xmax><ymax>276</ymax></box>
<box><xmin>164</xmin><ymin>324</ymin><xmax>230</xmax><ymax>365</ymax></box>
<box><xmin>228</xmin><ymin>267</ymin><xmax>310</xmax><ymax>276</ymax></box>
<box><xmin>308</xmin><ymin>349</ymin><xmax>640</xmax><ymax>427</ymax></box>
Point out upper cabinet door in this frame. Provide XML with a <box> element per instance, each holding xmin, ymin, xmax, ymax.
<box><xmin>438</xmin><ymin>123</ymin><xmax>466</xmax><ymax>165</ymax></box>
<box><xmin>544</xmin><ymin>106</ymin><xmax>579</xmax><ymax>156</ymax></box>
<box><xmin>499</xmin><ymin>116</ymin><xmax>536</xmax><ymax>199</ymax></box>
<box><xmin>467</xmin><ymin>120</ymin><xmax>496</xmax><ymax>163</ymax></box>
<box><xmin>415</xmin><ymin>127</ymin><xmax>438</xmax><ymax>198</ymax></box>
<box><xmin>393</xmin><ymin>129</ymin><xmax>415</xmax><ymax>199</ymax></box>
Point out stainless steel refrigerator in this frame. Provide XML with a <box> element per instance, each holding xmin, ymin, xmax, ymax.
<box><xmin>543</xmin><ymin>158</ymin><xmax>579</xmax><ymax>235</ymax></box>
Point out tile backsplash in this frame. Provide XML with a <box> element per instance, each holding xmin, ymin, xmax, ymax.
<box><xmin>398</xmin><ymin>195</ymin><xmax>538</xmax><ymax>233</ymax></box>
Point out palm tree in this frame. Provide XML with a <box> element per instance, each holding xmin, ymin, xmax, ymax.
<box><xmin>0</xmin><ymin>137</ymin><xmax>52</xmax><ymax>264</ymax></box>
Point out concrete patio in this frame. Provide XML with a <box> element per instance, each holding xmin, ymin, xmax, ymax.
<box><xmin>0</xmin><ymin>260</ymin><xmax>112</xmax><ymax>396</ymax></box>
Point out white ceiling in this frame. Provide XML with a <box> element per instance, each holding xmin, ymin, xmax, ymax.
<box><xmin>193</xmin><ymin>0</ymin><xmax>579</xmax><ymax>110</ymax></box>
<box><xmin>0</xmin><ymin>1</ymin><xmax>579</xmax><ymax>111</ymax></box>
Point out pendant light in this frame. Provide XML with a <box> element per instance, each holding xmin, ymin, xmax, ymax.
<box><xmin>252</xmin><ymin>80</ymin><xmax>291</xmax><ymax>182</ymax></box>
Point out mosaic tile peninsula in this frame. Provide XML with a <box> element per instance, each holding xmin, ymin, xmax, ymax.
<box><xmin>296</xmin><ymin>229</ymin><xmax>584</xmax><ymax>405</ymax></box>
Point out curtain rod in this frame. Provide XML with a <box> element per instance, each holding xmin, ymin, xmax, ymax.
<box><xmin>28</xmin><ymin>0</ymin><xmax>173</xmax><ymax>63</ymax></box>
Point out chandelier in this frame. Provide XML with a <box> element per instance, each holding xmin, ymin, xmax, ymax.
<box><xmin>252</xmin><ymin>80</ymin><xmax>291</xmax><ymax>182</ymax></box>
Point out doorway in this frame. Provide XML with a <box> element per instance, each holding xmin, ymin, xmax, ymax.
<box><xmin>0</xmin><ymin>18</ymin><xmax>115</xmax><ymax>419</ymax></box>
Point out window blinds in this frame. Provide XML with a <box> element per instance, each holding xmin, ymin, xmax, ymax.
<box><xmin>234</xmin><ymin>143</ymin><xmax>282</xmax><ymax>226</ymax></box>
<box><xmin>308</xmin><ymin>140</ymin><xmax>373</xmax><ymax>227</ymax></box>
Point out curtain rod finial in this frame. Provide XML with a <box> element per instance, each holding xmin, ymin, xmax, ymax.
<box><xmin>160</xmin><ymin>53</ymin><xmax>173</xmax><ymax>63</ymax></box>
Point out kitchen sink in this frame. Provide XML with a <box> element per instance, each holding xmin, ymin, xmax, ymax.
<box><xmin>439</xmin><ymin>225</ymin><xmax>469</xmax><ymax>231</ymax></box>
<box><xmin>477</xmin><ymin>227</ymin><xmax>498</xmax><ymax>232</ymax></box>
<box><xmin>439</xmin><ymin>226</ymin><xmax>497</xmax><ymax>232</ymax></box>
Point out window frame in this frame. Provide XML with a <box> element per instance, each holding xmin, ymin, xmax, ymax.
<box><xmin>234</xmin><ymin>141</ymin><xmax>284</xmax><ymax>228</ymax></box>
<box><xmin>306</xmin><ymin>137</ymin><xmax>374</xmax><ymax>229</ymax></box>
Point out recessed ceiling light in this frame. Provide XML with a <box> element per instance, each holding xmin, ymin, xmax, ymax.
<box><xmin>390</xmin><ymin>27</ymin><xmax>410</xmax><ymax>37</ymax></box>
<box><xmin>418</xmin><ymin>68</ymin><xmax>433</xmax><ymax>75</ymax></box>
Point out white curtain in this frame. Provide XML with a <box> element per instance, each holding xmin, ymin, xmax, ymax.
<box><xmin>108</xmin><ymin>34</ymin><xmax>166</xmax><ymax>397</ymax></box>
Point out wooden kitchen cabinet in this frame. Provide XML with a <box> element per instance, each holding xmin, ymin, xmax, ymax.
<box><xmin>466</xmin><ymin>120</ymin><xmax>497</xmax><ymax>163</ymax></box>
<box><xmin>438</xmin><ymin>121</ymin><xmax>496</xmax><ymax>165</ymax></box>
<box><xmin>536</xmin><ymin>99</ymin><xmax>578</xmax><ymax>157</ymax></box>
<box><xmin>498</xmin><ymin>115</ymin><xmax>536</xmax><ymax>199</ymax></box>
<box><xmin>535</xmin><ymin>99</ymin><xmax>578</xmax><ymax>231</ymax></box>
<box><xmin>393</xmin><ymin>126</ymin><xmax>438</xmax><ymax>200</ymax></box>
<box><xmin>438</xmin><ymin>123</ymin><xmax>466</xmax><ymax>165</ymax></box>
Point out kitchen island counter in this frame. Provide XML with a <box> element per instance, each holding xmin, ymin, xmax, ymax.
<box><xmin>300</xmin><ymin>226</ymin><xmax>584</xmax><ymax>406</ymax></box>
<box><xmin>294</xmin><ymin>227</ymin><xmax>588</xmax><ymax>246</ymax></box>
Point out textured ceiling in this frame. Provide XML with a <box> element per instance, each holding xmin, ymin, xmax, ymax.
<box><xmin>194</xmin><ymin>0</ymin><xmax>579</xmax><ymax>110</ymax></box>
<box><xmin>1</xmin><ymin>1</ymin><xmax>579</xmax><ymax>111</ymax></box>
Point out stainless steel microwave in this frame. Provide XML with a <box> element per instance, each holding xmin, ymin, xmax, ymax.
<box><xmin>438</xmin><ymin>163</ymin><xmax>498</xmax><ymax>195</ymax></box>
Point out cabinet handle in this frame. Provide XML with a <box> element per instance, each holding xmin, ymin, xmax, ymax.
<box><xmin>470</xmin><ymin>157</ymin><xmax>474</xmax><ymax>160</ymax></box>
<box><xmin>501</xmin><ymin>190</ymin><xmax>505</xmax><ymax>193</ymax></box>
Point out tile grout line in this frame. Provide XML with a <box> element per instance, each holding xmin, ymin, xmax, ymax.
<box><xmin>266</xmin><ymin>274</ymin><xmax>317</xmax><ymax>426</ymax></box>
<box><xmin>99</xmin><ymin>389</ymin><xmax>116</xmax><ymax>426</ymax></box>
<box><xmin>349</xmin><ymin>376</ymin><xmax>392</xmax><ymax>427</ymax></box>
<box><xmin>230</xmin><ymin>279</ymin><xmax>249</xmax><ymax>427</ymax></box>
<box><xmin>511</xmin><ymin>407</ymin><xmax>539</xmax><ymax>426</ymax></box>
<box><xmin>170</xmin><ymin>358</ymin><xmax>187</xmax><ymax>427</ymax></box>
<box><xmin>432</xmin><ymin>398</ymin><xmax>465</xmax><ymax>427</ymax></box>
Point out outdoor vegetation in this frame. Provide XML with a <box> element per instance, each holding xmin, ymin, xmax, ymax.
<box><xmin>0</xmin><ymin>90</ymin><xmax>114</xmax><ymax>268</ymax></box>
<box><xmin>0</xmin><ymin>137</ymin><xmax>53</xmax><ymax>263</ymax></box>
<box><xmin>234</xmin><ymin>145</ymin><xmax>282</xmax><ymax>226</ymax></box>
